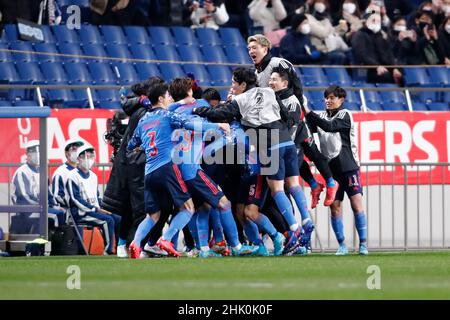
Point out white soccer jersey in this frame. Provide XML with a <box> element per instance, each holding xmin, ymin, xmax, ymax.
<box><xmin>67</xmin><ymin>168</ymin><xmax>100</xmax><ymax>217</ymax></box>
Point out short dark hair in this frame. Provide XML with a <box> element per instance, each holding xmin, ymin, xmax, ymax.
<box><xmin>271</xmin><ymin>67</ymin><xmax>289</xmax><ymax>83</ymax></box>
<box><xmin>148</xmin><ymin>82</ymin><xmax>169</xmax><ymax>105</ymax></box>
<box><xmin>202</xmin><ymin>88</ymin><xmax>221</xmax><ymax>102</ymax></box>
<box><xmin>169</xmin><ymin>78</ymin><xmax>193</xmax><ymax>102</ymax></box>
<box><xmin>324</xmin><ymin>85</ymin><xmax>346</xmax><ymax>99</ymax></box>
<box><xmin>131</xmin><ymin>76</ymin><xmax>164</xmax><ymax>96</ymax></box>
<box><xmin>232</xmin><ymin>67</ymin><xmax>257</xmax><ymax>88</ymax></box>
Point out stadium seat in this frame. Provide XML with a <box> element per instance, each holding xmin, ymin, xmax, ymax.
<box><xmin>308</xmin><ymin>90</ymin><xmax>325</xmax><ymax>104</ymax></box>
<box><xmin>16</xmin><ymin>62</ymin><xmax>45</xmax><ymax>84</ymax></box>
<box><xmin>0</xmin><ymin>101</ymin><xmax>13</xmax><ymax>106</ymax></box>
<box><xmin>177</xmin><ymin>45</ymin><xmax>203</xmax><ymax>62</ymax></box>
<box><xmin>171</xmin><ymin>27</ymin><xmax>198</xmax><ymax>46</ymax></box>
<box><xmin>34</xmin><ymin>43</ymin><xmax>60</xmax><ymax>62</ymax></box>
<box><xmin>218</xmin><ymin>28</ymin><xmax>246</xmax><ymax>47</ymax></box>
<box><xmin>345</xmin><ymin>102</ymin><xmax>361</xmax><ymax>111</ymax></box>
<box><xmin>78</xmin><ymin>25</ymin><xmax>103</xmax><ymax>44</ymax></box>
<box><xmin>206</xmin><ymin>65</ymin><xmax>232</xmax><ymax>86</ymax></box>
<box><xmin>359</xmin><ymin>84</ymin><xmax>380</xmax><ymax>103</ymax></box>
<box><xmin>200</xmin><ymin>45</ymin><xmax>227</xmax><ymax>63</ymax></box>
<box><xmin>87</xmin><ymin>62</ymin><xmax>117</xmax><ymax>84</ymax></box>
<box><xmin>14</xmin><ymin>100</ymin><xmax>39</xmax><ymax>106</ymax></box>
<box><xmin>309</xmin><ymin>100</ymin><xmax>324</xmax><ymax>110</ymax></box>
<box><xmin>427</xmin><ymin>102</ymin><xmax>449</xmax><ymax>111</ymax></box>
<box><xmin>52</xmin><ymin>25</ymin><xmax>80</xmax><ymax>43</ymax></box>
<box><xmin>124</xmin><ymin>26</ymin><xmax>151</xmax><ymax>45</ymax></box>
<box><xmin>3</xmin><ymin>24</ymin><xmax>19</xmax><ymax>42</ymax></box>
<box><xmin>58</xmin><ymin>43</ymin><xmax>84</xmax><ymax>62</ymax></box>
<box><xmin>345</xmin><ymin>89</ymin><xmax>361</xmax><ymax>104</ymax></box>
<box><xmin>97</xmin><ymin>100</ymin><xmax>122</xmax><ymax>109</ymax></box>
<box><xmin>111</xmin><ymin>63</ymin><xmax>139</xmax><ymax>86</ymax></box>
<box><xmin>224</xmin><ymin>46</ymin><xmax>252</xmax><ymax>64</ymax></box>
<box><xmin>148</xmin><ymin>27</ymin><xmax>175</xmax><ymax>45</ymax></box>
<box><xmin>82</xmin><ymin>43</ymin><xmax>108</xmax><ymax>62</ymax></box>
<box><xmin>100</xmin><ymin>25</ymin><xmax>127</xmax><ymax>45</ymax></box>
<box><xmin>40</xmin><ymin>25</ymin><xmax>56</xmax><ymax>43</ymax></box>
<box><xmin>105</xmin><ymin>44</ymin><xmax>132</xmax><ymax>61</ymax></box>
<box><xmin>182</xmin><ymin>64</ymin><xmax>211</xmax><ymax>87</ymax></box>
<box><xmin>159</xmin><ymin>63</ymin><xmax>185</xmax><ymax>81</ymax></box>
<box><xmin>40</xmin><ymin>62</ymin><xmax>67</xmax><ymax>84</ymax></box>
<box><xmin>95</xmin><ymin>89</ymin><xmax>119</xmax><ymax>102</ymax></box>
<box><xmin>195</xmin><ymin>28</ymin><xmax>221</xmax><ymax>46</ymax></box>
<box><xmin>154</xmin><ymin>45</ymin><xmax>181</xmax><ymax>61</ymax></box>
<box><xmin>404</xmin><ymin>67</ymin><xmax>431</xmax><ymax>86</ymax></box>
<box><xmin>427</xmin><ymin>67</ymin><xmax>450</xmax><ymax>87</ymax></box>
<box><xmin>412</xmin><ymin>102</ymin><xmax>429</xmax><ymax>111</ymax></box>
<box><xmin>134</xmin><ymin>62</ymin><xmax>161</xmax><ymax>81</ymax></box>
<box><xmin>0</xmin><ymin>44</ymin><xmax>13</xmax><ymax>62</ymax></box>
<box><xmin>218</xmin><ymin>89</ymin><xmax>229</xmax><ymax>101</ymax></box>
<box><xmin>382</xmin><ymin>102</ymin><xmax>408</xmax><ymax>111</ymax></box>
<box><xmin>130</xmin><ymin>44</ymin><xmax>157</xmax><ymax>62</ymax></box>
<box><xmin>300</xmin><ymin>67</ymin><xmax>328</xmax><ymax>86</ymax></box>
<box><xmin>411</xmin><ymin>91</ymin><xmax>437</xmax><ymax>104</ymax></box>
<box><xmin>377</xmin><ymin>84</ymin><xmax>406</xmax><ymax>104</ymax></box>
<box><xmin>64</xmin><ymin>62</ymin><xmax>93</xmax><ymax>84</ymax></box>
<box><xmin>324</xmin><ymin>67</ymin><xmax>352</xmax><ymax>86</ymax></box>
<box><xmin>365</xmin><ymin>102</ymin><xmax>383</xmax><ymax>111</ymax></box>
<box><xmin>0</xmin><ymin>62</ymin><xmax>21</xmax><ymax>83</ymax></box>
<box><xmin>45</xmin><ymin>89</ymin><xmax>74</xmax><ymax>102</ymax></box>
<box><xmin>10</xmin><ymin>42</ymin><xmax>36</xmax><ymax>62</ymax></box>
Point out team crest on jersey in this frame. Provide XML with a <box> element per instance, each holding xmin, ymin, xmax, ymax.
<box><xmin>255</xmin><ymin>92</ymin><xmax>264</xmax><ymax>105</ymax></box>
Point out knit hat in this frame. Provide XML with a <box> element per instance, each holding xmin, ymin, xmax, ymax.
<box><xmin>291</xmin><ymin>13</ymin><xmax>308</xmax><ymax>30</ymax></box>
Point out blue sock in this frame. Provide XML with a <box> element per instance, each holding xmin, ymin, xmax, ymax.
<box><xmin>187</xmin><ymin>213</ymin><xmax>200</xmax><ymax>249</ymax></box>
<box><xmin>254</xmin><ymin>213</ymin><xmax>277</xmax><ymax>238</ymax></box>
<box><xmin>171</xmin><ymin>231</ymin><xmax>179</xmax><ymax>248</ymax></box>
<box><xmin>196</xmin><ymin>209</ymin><xmax>210</xmax><ymax>248</ymax></box>
<box><xmin>354</xmin><ymin>211</ymin><xmax>367</xmax><ymax>244</ymax></box>
<box><xmin>118</xmin><ymin>238</ymin><xmax>127</xmax><ymax>246</ymax></box>
<box><xmin>326</xmin><ymin>177</ymin><xmax>335</xmax><ymax>188</ymax></box>
<box><xmin>273</xmin><ymin>191</ymin><xmax>297</xmax><ymax>229</ymax></box>
<box><xmin>210</xmin><ymin>208</ymin><xmax>224</xmax><ymax>242</ymax></box>
<box><xmin>243</xmin><ymin>220</ymin><xmax>263</xmax><ymax>246</ymax></box>
<box><xmin>289</xmin><ymin>186</ymin><xmax>310</xmax><ymax>223</ymax></box>
<box><xmin>218</xmin><ymin>202</ymin><xmax>239</xmax><ymax>247</ymax></box>
<box><xmin>308</xmin><ymin>178</ymin><xmax>318</xmax><ymax>189</ymax></box>
<box><xmin>331</xmin><ymin>215</ymin><xmax>345</xmax><ymax>245</ymax></box>
<box><xmin>163</xmin><ymin>209</ymin><xmax>193</xmax><ymax>241</ymax></box>
<box><xmin>133</xmin><ymin>215</ymin><xmax>155</xmax><ymax>248</ymax></box>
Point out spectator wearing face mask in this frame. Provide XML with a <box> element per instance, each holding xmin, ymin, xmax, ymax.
<box><xmin>351</xmin><ymin>12</ymin><xmax>403</xmax><ymax>84</ymax></box>
<box><xmin>190</xmin><ymin>0</ymin><xmax>229</xmax><ymax>30</ymax></box>
<box><xmin>384</xmin><ymin>0</ymin><xmax>415</xmax><ymax>21</ymax></box>
<box><xmin>334</xmin><ymin>0</ymin><xmax>364</xmax><ymax>44</ymax></box>
<box><xmin>388</xmin><ymin>16</ymin><xmax>422</xmax><ymax>65</ymax></box>
<box><xmin>303</xmin><ymin>0</ymin><xmax>350</xmax><ymax>64</ymax></box>
<box><xmin>248</xmin><ymin>0</ymin><xmax>287</xmax><ymax>33</ymax></box>
<box><xmin>438</xmin><ymin>16</ymin><xmax>450</xmax><ymax>65</ymax></box>
<box><xmin>365</xmin><ymin>1</ymin><xmax>391</xmax><ymax>29</ymax></box>
<box><xmin>414</xmin><ymin>10</ymin><xmax>446</xmax><ymax>65</ymax></box>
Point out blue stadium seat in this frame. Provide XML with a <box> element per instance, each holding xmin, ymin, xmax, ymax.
<box><xmin>78</xmin><ymin>25</ymin><xmax>103</xmax><ymax>44</ymax></box>
<box><xmin>16</xmin><ymin>62</ymin><xmax>45</xmax><ymax>84</ymax></box>
<box><xmin>218</xmin><ymin>28</ymin><xmax>246</xmax><ymax>47</ymax></box>
<box><xmin>111</xmin><ymin>63</ymin><xmax>139</xmax><ymax>85</ymax></box>
<box><xmin>308</xmin><ymin>90</ymin><xmax>324</xmax><ymax>104</ymax></box>
<box><xmin>72</xmin><ymin>88</ymin><xmax>91</xmax><ymax>102</ymax></box>
<box><xmin>427</xmin><ymin>102</ymin><xmax>449</xmax><ymax>111</ymax></box>
<box><xmin>10</xmin><ymin>42</ymin><xmax>36</xmax><ymax>62</ymax></box>
<box><xmin>183</xmin><ymin>64</ymin><xmax>211</xmax><ymax>86</ymax></box>
<box><xmin>52</xmin><ymin>25</ymin><xmax>80</xmax><ymax>43</ymax></box>
<box><xmin>382</xmin><ymin>102</ymin><xmax>408</xmax><ymax>111</ymax></box>
<box><xmin>443</xmin><ymin>91</ymin><xmax>450</xmax><ymax>103</ymax></box>
<box><xmin>404</xmin><ymin>67</ymin><xmax>431</xmax><ymax>86</ymax></box>
<box><xmin>134</xmin><ymin>63</ymin><xmax>161</xmax><ymax>81</ymax></box>
<box><xmin>218</xmin><ymin>89</ymin><xmax>229</xmax><ymax>101</ymax></box>
<box><xmin>345</xmin><ymin>90</ymin><xmax>361</xmax><ymax>104</ymax></box>
<box><xmin>0</xmin><ymin>62</ymin><xmax>20</xmax><ymax>83</ymax></box>
<box><xmin>64</xmin><ymin>62</ymin><xmax>93</xmax><ymax>84</ymax></box>
<box><xmin>206</xmin><ymin>65</ymin><xmax>231</xmax><ymax>86</ymax></box>
<box><xmin>427</xmin><ymin>67</ymin><xmax>450</xmax><ymax>87</ymax></box>
<box><xmin>14</xmin><ymin>100</ymin><xmax>39</xmax><ymax>106</ymax></box>
<box><xmin>324</xmin><ymin>67</ymin><xmax>352</xmax><ymax>86</ymax></box>
<box><xmin>148</xmin><ymin>27</ymin><xmax>175</xmax><ymax>45</ymax></box>
<box><xmin>130</xmin><ymin>44</ymin><xmax>156</xmax><ymax>62</ymax></box>
<box><xmin>58</xmin><ymin>43</ymin><xmax>84</xmax><ymax>62</ymax></box>
<box><xmin>87</xmin><ymin>62</ymin><xmax>117</xmax><ymax>84</ymax></box>
<box><xmin>105</xmin><ymin>44</ymin><xmax>132</xmax><ymax>61</ymax></box>
<box><xmin>40</xmin><ymin>25</ymin><xmax>56</xmax><ymax>43</ymax></box>
<box><xmin>224</xmin><ymin>46</ymin><xmax>252</xmax><ymax>64</ymax></box>
<box><xmin>365</xmin><ymin>102</ymin><xmax>383</xmax><ymax>111</ymax></box>
<box><xmin>34</xmin><ymin>43</ymin><xmax>60</xmax><ymax>62</ymax></box>
<box><xmin>412</xmin><ymin>102</ymin><xmax>429</xmax><ymax>111</ymax></box>
<box><xmin>82</xmin><ymin>43</ymin><xmax>108</xmax><ymax>62</ymax></box>
<box><xmin>377</xmin><ymin>84</ymin><xmax>406</xmax><ymax>104</ymax></box>
<box><xmin>171</xmin><ymin>27</ymin><xmax>198</xmax><ymax>46</ymax></box>
<box><xmin>177</xmin><ymin>45</ymin><xmax>203</xmax><ymax>62</ymax></box>
<box><xmin>95</xmin><ymin>89</ymin><xmax>119</xmax><ymax>102</ymax></box>
<box><xmin>58</xmin><ymin>0</ymin><xmax>89</xmax><ymax>6</ymax></box>
<box><xmin>100</xmin><ymin>25</ymin><xmax>127</xmax><ymax>45</ymax></box>
<box><xmin>200</xmin><ymin>45</ymin><xmax>227</xmax><ymax>63</ymax></box>
<box><xmin>309</xmin><ymin>100</ymin><xmax>324</xmax><ymax>110</ymax></box>
<box><xmin>97</xmin><ymin>100</ymin><xmax>122</xmax><ymax>109</ymax></box>
<box><xmin>411</xmin><ymin>91</ymin><xmax>437</xmax><ymax>104</ymax></box>
<box><xmin>45</xmin><ymin>89</ymin><xmax>74</xmax><ymax>102</ymax></box>
<box><xmin>124</xmin><ymin>26</ymin><xmax>151</xmax><ymax>45</ymax></box>
<box><xmin>360</xmin><ymin>84</ymin><xmax>380</xmax><ymax>103</ymax></box>
<box><xmin>0</xmin><ymin>101</ymin><xmax>13</xmax><ymax>106</ymax></box>
<box><xmin>154</xmin><ymin>45</ymin><xmax>181</xmax><ymax>61</ymax></box>
<box><xmin>300</xmin><ymin>67</ymin><xmax>328</xmax><ymax>86</ymax></box>
<box><xmin>0</xmin><ymin>44</ymin><xmax>13</xmax><ymax>62</ymax></box>
<box><xmin>159</xmin><ymin>63</ymin><xmax>185</xmax><ymax>81</ymax></box>
<box><xmin>195</xmin><ymin>28</ymin><xmax>222</xmax><ymax>46</ymax></box>
<box><xmin>345</xmin><ymin>102</ymin><xmax>361</xmax><ymax>111</ymax></box>
<box><xmin>3</xmin><ymin>24</ymin><xmax>19</xmax><ymax>42</ymax></box>
<box><xmin>40</xmin><ymin>62</ymin><xmax>67</xmax><ymax>84</ymax></box>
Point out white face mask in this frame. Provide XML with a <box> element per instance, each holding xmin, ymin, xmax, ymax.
<box><xmin>68</xmin><ymin>151</ymin><xmax>78</xmax><ymax>163</ymax></box>
<box><xmin>343</xmin><ymin>2</ymin><xmax>356</xmax><ymax>14</ymax></box>
<box><xmin>367</xmin><ymin>22</ymin><xmax>382</xmax><ymax>33</ymax></box>
<box><xmin>29</xmin><ymin>152</ymin><xmax>40</xmax><ymax>167</ymax></box>
<box><xmin>446</xmin><ymin>24</ymin><xmax>450</xmax><ymax>34</ymax></box>
<box><xmin>300</xmin><ymin>23</ymin><xmax>311</xmax><ymax>34</ymax></box>
<box><xmin>314</xmin><ymin>2</ymin><xmax>326</xmax><ymax>13</ymax></box>
<box><xmin>394</xmin><ymin>25</ymin><xmax>407</xmax><ymax>32</ymax></box>
<box><xmin>80</xmin><ymin>158</ymin><xmax>95</xmax><ymax>171</ymax></box>
<box><xmin>444</xmin><ymin>5</ymin><xmax>450</xmax><ymax>14</ymax></box>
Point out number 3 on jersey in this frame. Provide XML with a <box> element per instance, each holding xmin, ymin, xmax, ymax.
<box><xmin>147</xmin><ymin>131</ymin><xmax>158</xmax><ymax>157</ymax></box>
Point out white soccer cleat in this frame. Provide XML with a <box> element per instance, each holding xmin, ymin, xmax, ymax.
<box><xmin>144</xmin><ymin>243</ymin><xmax>169</xmax><ymax>257</ymax></box>
<box><xmin>117</xmin><ymin>244</ymin><xmax>129</xmax><ymax>258</ymax></box>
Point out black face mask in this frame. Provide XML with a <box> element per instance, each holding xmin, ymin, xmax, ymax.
<box><xmin>419</xmin><ymin>22</ymin><xmax>428</xmax><ymax>30</ymax></box>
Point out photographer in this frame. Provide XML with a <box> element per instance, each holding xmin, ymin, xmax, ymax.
<box><xmin>189</xmin><ymin>0</ymin><xmax>229</xmax><ymax>30</ymax></box>
<box><xmin>413</xmin><ymin>10</ymin><xmax>446</xmax><ymax>64</ymax></box>
<box><xmin>388</xmin><ymin>16</ymin><xmax>422</xmax><ymax>65</ymax></box>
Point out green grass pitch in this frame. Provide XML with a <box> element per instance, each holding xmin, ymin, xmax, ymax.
<box><xmin>1</xmin><ymin>251</ymin><xmax>449</xmax><ymax>299</ymax></box>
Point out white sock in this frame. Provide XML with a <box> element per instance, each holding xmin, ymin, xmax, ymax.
<box><xmin>232</xmin><ymin>243</ymin><xmax>242</xmax><ymax>250</ymax></box>
<box><xmin>290</xmin><ymin>223</ymin><xmax>299</xmax><ymax>232</ymax></box>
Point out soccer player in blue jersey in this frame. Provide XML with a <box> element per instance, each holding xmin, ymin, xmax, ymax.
<box><xmin>127</xmin><ymin>81</ymin><xmax>230</xmax><ymax>258</ymax></box>
<box><xmin>168</xmin><ymin>77</ymin><xmax>259</xmax><ymax>258</ymax></box>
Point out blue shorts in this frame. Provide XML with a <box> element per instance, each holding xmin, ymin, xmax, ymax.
<box><xmin>144</xmin><ymin>162</ymin><xmax>191</xmax><ymax>214</ymax></box>
<box><xmin>185</xmin><ymin>169</ymin><xmax>225</xmax><ymax>209</ymax></box>
<box><xmin>334</xmin><ymin>170</ymin><xmax>363</xmax><ymax>201</ymax></box>
<box><xmin>237</xmin><ymin>174</ymin><xmax>269</xmax><ymax>207</ymax></box>
<box><xmin>264</xmin><ymin>144</ymin><xmax>300</xmax><ymax>180</ymax></box>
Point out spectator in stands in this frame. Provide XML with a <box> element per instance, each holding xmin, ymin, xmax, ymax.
<box><xmin>280</xmin><ymin>0</ymin><xmax>306</xmax><ymax>28</ymax></box>
<box><xmin>223</xmin><ymin>0</ymin><xmax>252</xmax><ymax>38</ymax></box>
<box><xmin>202</xmin><ymin>88</ymin><xmax>222</xmax><ymax>107</ymax></box>
<box><xmin>304</xmin><ymin>0</ymin><xmax>350</xmax><ymax>64</ymax></box>
<box><xmin>365</xmin><ymin>1</ymin><xmax>391</xmax><ymax>29</ymax></box>
<box><xmin>351</xmin><ymin>12</ymin><xmax>403</xmax><ymax>84</ymax></box>
<box><xmin>443</xmin><ymin>0</ymin><xmax>450</xmax><ymax>17</ymax></box>
<box><xmin>147</xmin><ymin>0</ymin><xmax>172</xmax><ymax>26</ymax></box>
<box><xmin>413</xmin><ymin>10</ymin><xmax>446</xmax><ymax>64</ymax></box>
<box><xmin>384</xmin><ymin>0</ymin><xmax>415</xmax><ymax>21</ymax></box>
<box><xmin>90</xmin><ymin>0</ymin><xmax>132</xmax><ymax>25</ymax></box>
<box><xmin>189</xmin><ymin>0</ymin><xmax>229</xmax><ymax>30</ymax></box>
<box><xmin>334</xmin><ymin>0</ymin><xmax>364</xmax><ymax>44</ymax></box>
<box><xmin>388</xmin><ymin>16</ymin><xmax>422</xmax><ymax>65</ymax></box>
<box><xmin>248</xmin><ymin>0</ymin><xmax>287</xmax><ymax>34</ymax></box>
<box><xmin>438</xmin><ymin>16</ymin><xmax>450</xmax><ymax>65</ymax></box>
<box><xmin>0</xmin><ymin>0</ymin><xmax>41</xmax><ymax>24</ymax></box>
<box><xmin>279</xmin><ymin>13</ymin><xmax>324</xmax><ymax>64</ymax></box>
